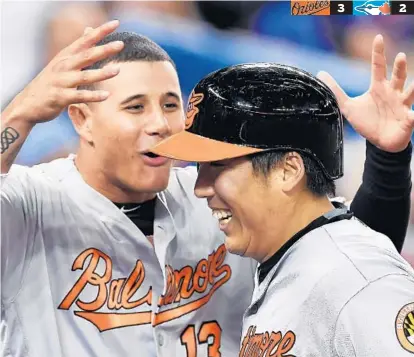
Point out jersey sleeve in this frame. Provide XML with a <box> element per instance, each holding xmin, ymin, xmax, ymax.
<box><xmin>334</xmin><ymin>274</ymin><xmax>414</xmax><ymax>357</ymax></box>
<box><xmin>1</xmin><ymin>165</ymin><xmax>42</xmax><ymax>302</ymax></box>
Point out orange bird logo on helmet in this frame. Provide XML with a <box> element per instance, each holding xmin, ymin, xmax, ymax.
<box><xmin>185</xmin><ymin>91</ymin><xmax>204</xmax><ymax>129</ymax></box>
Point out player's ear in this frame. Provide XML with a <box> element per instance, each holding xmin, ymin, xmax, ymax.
<box><xmin>68</xmin><ymin>103</ymin><xmax>93</xmax><ymax>144</ymax></box>
<box><xmin>280</xmin><ymin>152</ymin><xmax>305</xmax><ymax>193</ymax></box>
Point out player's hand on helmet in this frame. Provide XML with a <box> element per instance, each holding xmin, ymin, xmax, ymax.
<box><xmin>11</xmin><ymin>20</ymin><xmax>124</xmax><ymax>124</ymax></box>
<box><xmin>317</xmin><ymin>34</ymin><xmax>414</xmax><ymax>153</ymax></box>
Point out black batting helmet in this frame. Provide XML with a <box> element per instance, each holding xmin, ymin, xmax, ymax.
<box><xmin>151</xmin><ymin>63</ymin><xmax>344</xmax><ymax>180</ymax></box>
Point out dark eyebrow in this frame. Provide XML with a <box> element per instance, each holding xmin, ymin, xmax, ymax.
<box><xmin>165</xmin><ymin>91</ymin><xmax>181</xmax><ymax>101</ymax></box>
<box><xmin>120</xmin><ymin>94</ymin><xmax>145</xmax><ymax>105</ymax></box>
<box><xmin>120</xmin><ymin>92</ymin><xmax>181</xmax><ymax>106</ymax></box>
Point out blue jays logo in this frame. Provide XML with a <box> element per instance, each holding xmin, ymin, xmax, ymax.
<box><xmin>353</xmin><ymin>1</ymin><xmax>391</xmax><ymax>15</ymax></box>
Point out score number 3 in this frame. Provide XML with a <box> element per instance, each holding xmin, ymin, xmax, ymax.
<box><xmin>181</xmin><ymin>321</ymin><xmax>222</xmax><ymax>357</ymax></box>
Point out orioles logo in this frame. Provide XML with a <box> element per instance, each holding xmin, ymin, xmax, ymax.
<box><xmin>290</xmin><ymin>1</ymin><xmax>330</xmax><ymax>15</ymax></box>
<box><xmin>185</xmin><ymin>91</ymin><xmax>204</xmax><ymax>129</ymax></box>
<box><xmin>396</xmin><ymin>302</ymin><xmax>414</xmax><ymax>353</ymax></box>
<box><xmin>239</xmin><ymin>326</ymin><xmax>296</xmax><ymax>357</ymax></box>
<box><xmin>58</xmin><ymin>244</ymin><xmax>231</xmax><ymax>332</ymax></box>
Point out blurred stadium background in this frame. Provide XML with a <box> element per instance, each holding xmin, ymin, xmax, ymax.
<box><xmin>1</xmin><ymin>0</ymin><xmax>414</xmax><ymax>264</ymax></box>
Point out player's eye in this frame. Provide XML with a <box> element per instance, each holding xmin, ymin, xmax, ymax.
<box><xmin>210</xmin><ymin>161</ymin><xmax>226</xmax><ymax>167</ymax></box>
<box><xmin>126</xmin><ymin>104</ymin><xmax>144</xmax><ymax>111</ymax></box>
<box><xmin>164</xmin><ymin>103</ymin><xmax>179</xmax><ymax>110</ymax></box>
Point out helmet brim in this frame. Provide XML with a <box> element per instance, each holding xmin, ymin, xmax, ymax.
<box><xmin>150</xmin><ymin>131</ymin><xmax>263</xmax><ymax>163</ymax></box>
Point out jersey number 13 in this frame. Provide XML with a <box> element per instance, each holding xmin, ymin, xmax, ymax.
<box><xmin>180</xmin><ymin>321</ymin><xmax>222</xmax><ymax>357</ymax></box>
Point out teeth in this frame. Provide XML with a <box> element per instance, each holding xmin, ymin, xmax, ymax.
<box><xmin>212</xmin><ymin>209</ymin><xmax>232</xmax><ymax>221</ymax></box>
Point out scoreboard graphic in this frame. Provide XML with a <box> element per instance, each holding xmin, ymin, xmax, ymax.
<box><xmin>290</xmin><ymin>1</ymin><xmax>414</xmax><ymax>15</ymax></box>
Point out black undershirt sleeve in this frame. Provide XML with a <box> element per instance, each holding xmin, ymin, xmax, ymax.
<box><xmin>350</xmin><ymin>140</ymin><xmax>412</xmax><ymax>253</ymax></box>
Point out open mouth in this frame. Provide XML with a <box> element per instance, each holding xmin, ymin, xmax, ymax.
<box><xmin>212</xmin><ymin>209</ymin><xmax>233</xmax><ymax>225</ymax></box>
<box><xmin>143</xmin><ymin>152</ymin><xmax>160</xmax><ymax>158</ymax></box>
<box><xmin>140</xmin><ymin>151</ymin><xmax>170</xmax><ymax>167</ymax></box>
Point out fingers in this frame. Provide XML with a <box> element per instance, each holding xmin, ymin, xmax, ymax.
<box><xmin>67</xmin><ymin>20</ymin><xmax>120</xmax><ymax>55</ymax></box>
<box><xmin>66</xmin><ymin>89</ymin><xmax>110</xmax><ymax>104</ymax></box>
<box><xmin>317</xmin><ymin>71</ymin><xmax>350</xmax><ymax>110</ymax></box>
<box><xmin>63</xmin><ymin>65</ymin><xmax>121</xmax><ymax>87</ymax></box>
<box><xmin>63</xmin><ymin>41</ymin><xmax>124</xmax><ymax>71</ymax></box>
<box><xmin>390</xmin><ymin>52</ymin><xmax>407</xmax><ymax>91</ymax></box>
<box><xmin>371</xmin><ymin>34</ymin><xmax>387</xmax><ymax>83</ymax></box>
<box><xmin>402</xmin><ymin>81</ymin><xmax>414</xmax><ymax>107</ymax></box>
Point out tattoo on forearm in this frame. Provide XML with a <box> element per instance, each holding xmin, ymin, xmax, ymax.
<box><xmin>1</xmin><ymin>127</ymin><xmax>20</xmax><ymax>154</ymax></box>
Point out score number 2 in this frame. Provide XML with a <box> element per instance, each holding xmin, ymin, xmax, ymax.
<box><xmin>181</xmin><ymin>321</ymin><xmax>222</xmax><ymax>357</ymax></box>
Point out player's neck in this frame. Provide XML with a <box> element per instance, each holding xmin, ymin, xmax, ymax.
<box><xmin>74</xmin><ymin>150</ymin><xmax>156</xmax><ymax>204</ymax></box>
<box><xmin>259</xmin><ymin>193</ymin><xmax>334</xmax><ymax>262</ymax></box>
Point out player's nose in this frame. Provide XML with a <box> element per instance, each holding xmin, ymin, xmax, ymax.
<box><xmin>194</xmin><ymin>164</ymin><xmax>216</xmax><ymax>199</ymax></box>
<box><xmin>145</xmin><ymin>110</ymin><xmax>172</xmax><ymax>137</ymax></box>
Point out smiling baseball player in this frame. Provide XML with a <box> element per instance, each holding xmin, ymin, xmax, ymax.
<box><xmin>152</xmin><ymin>62</ymin><xmax>414</xmax><ymax>356</ymax></box>
<box><xmin>1</xmin><ymin>20</ymin><xmax>414</xmax><ymax>357</ymax></box>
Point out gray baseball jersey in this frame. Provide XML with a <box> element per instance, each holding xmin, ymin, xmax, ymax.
<box><xmin>1</xmin><ymin>156</ymin><xmax>256</xmax><ymax>357</ymax></box>
<box><xmin>240</xmin><ymin>217</ymin><xmax>414</xmax><ymax>357</ymax></box>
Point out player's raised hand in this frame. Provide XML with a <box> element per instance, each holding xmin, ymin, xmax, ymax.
<box><xmin>10</xmin><ymin>20</ymin><xmax>124</xmax><ymax>124</ymax></box>
<box><xmin>317</xmin><ymin>34</ymin><xmax>414</xmax><ymax>153</ymax></box>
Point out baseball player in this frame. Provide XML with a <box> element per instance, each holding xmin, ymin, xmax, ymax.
<box><xmin>151</xmin><ymin>63</ymin><xmax>414</xmax><ymax>356</ymax></box>
<box><xmin>1</xmin><ymin>21</ymin><xmax>413</xmax><ymax>356</ymax></box>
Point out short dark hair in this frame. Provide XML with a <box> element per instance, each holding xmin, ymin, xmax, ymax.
<box><xmin>249</xmin><ymin>151</ymin><xmax>336</xmax><ymax>197</ymax></box>
<box><xmin>79</xmin><ymin>31</ymin><xmax>176</xmax><ymax>90</ymax></box>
